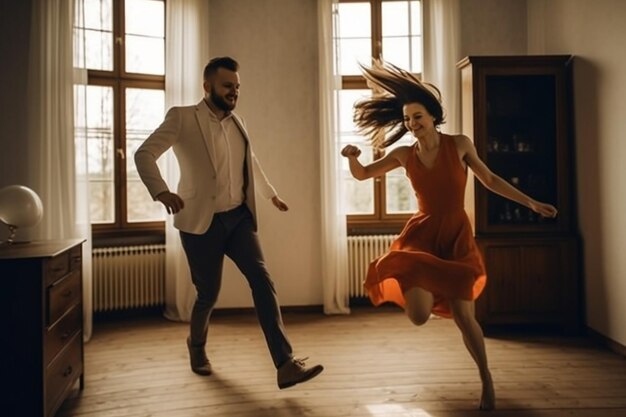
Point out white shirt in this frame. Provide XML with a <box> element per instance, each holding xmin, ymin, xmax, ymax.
<box><xmin>206</xmin><ymin>104</ymin><xmax>277</xmax><ymax>212</ymax></box>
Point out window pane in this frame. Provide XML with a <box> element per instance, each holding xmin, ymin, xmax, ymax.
<box><xmin>338</xmin><ymin>89</ymin><xmax>369</xmax><ymax>134</ymax></box>
<box><xmin>386</xmin><ymin>132</ymin><xmax>418</xmax><ymax>214</ymax></box>
<box><xmin>337</xmin><ymin>3</ymin><xmax>371</xmax><ymax>76</ymax></box>
<box><xmin>338</xmin><ymin>89</ymin><xmax>374</xmax><ymax>215</ymax></box>
<box><xmin>382</xmin><ymin>1</ymin><xmax>409</xmax><ymax>36</ymax></box>
<box><xmin>126</xmin><ymin>88</ymin><xmax>166</xmax><ymax>222</ymax></box>
<box><xmin>382</xmin><ymin>37</ymin><xmax>410</xmax><ymax>71</ymax></box>
<box><xmin>85</xmin><ymin>0</ymin><xmax>113</xmax><ymax>31</ymax></box>
<box><xmin>125</xmin><ymin>0</ymin><xmax>164</xmax><ymax>37</ymax></box>
<box><xmin>386</xmin><ymin>169</ymin><xmax>417</xmax><ymax>213</ymax></box>
<box><xmin>410</xmin><ymin>36</ymin><xmax>423</xmax><ymax>74</ymax></box>
<box><xmin>344</xmin><ymin>140</ymin><xmax>374</xmax><ymax>214</ymax></box>
<box><xmin>82</xmin><ymin>0</ymin><xmax>113</xmax><ymax>71</ymax></box>
<box><xmin>86</xmin><ymin>85</ymin><xmax>115</xmax><ymax>223</ymax></box>
<box><xmin>337</xmin><ymin>2</ymin><xmax>371</xmax><ymax>38</ymax></box>
<box><xmin>125</xmin><ymin>36</ymin><xmax>165</xmax><ymax>75</ymax></box>
<box><xmin>339</xmin><ymin>38</ymin><xmax>371</xmax><ymax>76</ymax></box>
<box><xmin>381</xmin><ymin>1</ymin><xmax>423</xmax><ymax>74</ymax></box>
<box><xmin>125</xmin><ymin>0</ymin><xmax>165</xmax><ymax>75</ymax></box>
<box><xmin>85</xmin><ymin>29</ymin><xmax>114</xmax><ymax>71</ymax></box>
<box><xmin>410</xmin><ymin>1</ymin><xmax>421</xmax><ymax>34</ymax></box>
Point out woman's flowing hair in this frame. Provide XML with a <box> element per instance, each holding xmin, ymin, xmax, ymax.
<box><xmin>354</xmin><ymin>60</ymin><xmax>445</xmax><ymax>149</ymax></box>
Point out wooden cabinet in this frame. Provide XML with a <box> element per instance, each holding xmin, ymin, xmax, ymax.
<box><xmin>476</xmin><ymin>236</ymin><xmax>580</xmax><ymax>333</ymax></box>
<box><xmin>458</xmin><ymin>55</ymin><xmax>581</xmax><ymax>333</ymax></box>
<box><xmin>0</xmin><ymin>239</ymin><xmax>85</xmax><ymax>417</ymax></box>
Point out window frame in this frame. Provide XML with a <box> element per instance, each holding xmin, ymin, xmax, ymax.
<box><xmin>339</xmin><ymin>0</ymin><xmax>422</xmax><ymax>235</ymax></box>
<box><xmin>86</xmin><ymin>0</ymin><xmax>166</xmax><ymax>243</ymax></box>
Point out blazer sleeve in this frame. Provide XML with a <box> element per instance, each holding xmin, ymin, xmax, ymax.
<box><xmin>134</xmin><ymin>107</ymin><xmax>181</xmax><ymax>199</ymax></box>
<box><xmin>251</xmin><ymin>151</ymin><xmax>278</xmax><ymax>200</ymax></box>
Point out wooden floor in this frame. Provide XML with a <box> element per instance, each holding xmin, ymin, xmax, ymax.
<box><xmin>58</xmin><ymin>307</ymin><xmax>626</xmax><ymax>417</ymax></box>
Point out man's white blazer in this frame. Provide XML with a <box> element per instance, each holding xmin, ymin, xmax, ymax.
<box><xmin>134</xmin><ymin>100</ymin><xmax>276</xmax><ymax>234</ymax></box>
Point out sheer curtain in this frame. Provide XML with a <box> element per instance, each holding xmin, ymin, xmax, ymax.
<box><xmin>318</xmin><ymin>0</ymin><xmax>350</xmax><ymax>315</ymax></box>
<box><xmin>27</xmin><ymin>0</ymin><xmax>93</xmax><ymax>340</ymax></box>
<box><xmin>162</xmin><ymin>0</ymin><xmax>211</xmax><ymax>322</ymax></box>
<box><xmin>422</xmin><ymin>0</ymin><xmax>461</xmax><ymax>134</ymax></box>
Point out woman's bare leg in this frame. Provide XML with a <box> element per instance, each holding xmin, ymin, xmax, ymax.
<box><xmin>448</xmin><ymin>298</ymin><xmax>495</xmax><ymax>410</ymax></box>
<box><xmin>403</xmin><ymin>286</ymin><xmax>434</xmax><ymax>326</ymax></box>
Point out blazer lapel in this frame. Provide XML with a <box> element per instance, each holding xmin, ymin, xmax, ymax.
<box><xmin>231</xmin><ymin>114</ymin><xmax>251</xmax><ymax>146</ymax></box>
<box><xmin>231</xmin><ymin>113</ymin><xmax>253</xmax><ymax>197</ymax></box>
<box><xmin>195</xmin><ymin>100</ymin><xmax>217</xmax><ymax>172</ymax></box>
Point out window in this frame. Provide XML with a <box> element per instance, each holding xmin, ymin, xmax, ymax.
<box><xmin>336</xmin><ymin>0</ymin><xmax>422</xmax><ymax>233</ymax></box>
<box><xmin>76</xmin><ymin>0</ymin><xmax>165</xmax><ymax>240</ymax></box>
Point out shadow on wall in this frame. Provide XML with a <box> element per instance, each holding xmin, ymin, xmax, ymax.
<box><xmin>572</xmin><ymin>57</ymin><xmax>606</xmax><ymax>329</ymax></box>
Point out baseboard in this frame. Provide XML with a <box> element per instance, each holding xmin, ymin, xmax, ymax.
<box><xmin>93</xmin><ymin>304</ymin><xmax>327</xmax><ymax>323</ymax></box>
<box><xmin>93</xmin><ymin>303</ymin><xmax>399</xmax><ymax>323</ymax></box>
<box><xmin>212</xmin><ymin>304</ymin><xmax>325</xmax><ymax>316</ymax></box>
<box><xmin>93</xmin><ymin>305</ymin><xmax>165</xmax><ymax>322</ymax></box>
<box><xmin>586</xmin><ymin>326</ymin><xmax>626</xmax><ymax>358</ymax></box>
<box><xmin>349</xmin><ymin>296</ymin><xmax>374</xmax><ymax>307</ymax></box>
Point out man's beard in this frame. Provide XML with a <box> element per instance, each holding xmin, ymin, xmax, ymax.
<box><xmin>209</xmin><ymin>87</ymin><xmax>236</xmax><ymax>112</ymax></box>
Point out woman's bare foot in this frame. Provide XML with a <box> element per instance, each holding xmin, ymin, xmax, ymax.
<box><xmin>479</xmin><ymin>373</ymin><xmax>495</xmax><ymax>410</ymax></box>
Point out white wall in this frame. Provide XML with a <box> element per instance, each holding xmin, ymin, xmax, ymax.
<box><xmin>528</xmin><ymin>0</ymin><xmax>626</xmax><ymax>346</ymax></box>
<box><xmin>459</xmin><ymin>0</ymin><xmax>528</xmax><ymax>58</ymax></box>
<box><xmin>208</xmin><ymin>0</ymin><xmax>323</xmax><ymax>308</ymax></box>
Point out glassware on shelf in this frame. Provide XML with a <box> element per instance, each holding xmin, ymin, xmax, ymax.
<box><xmin>512</xmin><ymin>133</ymin><xmax>533</xmax><ymax>153</ymax></box>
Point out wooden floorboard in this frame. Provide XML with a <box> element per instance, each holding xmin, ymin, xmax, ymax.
<box><xmin>57</xmin><ymin>307</ymin><xmax>626</xmax><ymax>417</ymax></box>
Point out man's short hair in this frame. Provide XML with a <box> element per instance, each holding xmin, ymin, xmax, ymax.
<box><xmin>203</xmin><ymin>57</ymin><xmax>239</xmax><ymax>80</ymax></box>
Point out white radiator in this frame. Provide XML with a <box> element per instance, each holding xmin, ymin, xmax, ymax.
<box><xmin>347</xmin><ymin>235</ymin><xmax>397</xmax><ymax>297</ymax></box>
<box><xmin>92</xmin><ymin>244</ymin><xmax>166</xmax><ymax>312</ymax></box>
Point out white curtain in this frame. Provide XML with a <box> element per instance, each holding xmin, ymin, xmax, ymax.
<box><xmin>422</xmin><ymin>0</ymin><xmax>461</xmax><ymax>134</ymax></box>
<box><xmin>162</xmin><ymin>0</ymin><xmax>211</xmax><ymax>322</ymax></box>
<box><xmin>27</xmin><ymin>0</ymin><xmax>93</xmax><ymax>340</ymax></box>
<box><xmin>318</xmin><ymin>0</ymin><xmax>350</xmax><ymax>315</ymax></box>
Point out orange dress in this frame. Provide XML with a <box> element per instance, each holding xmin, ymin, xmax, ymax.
<box><xmin>364</xmin><ymin>134</ymin><xmax>487</xmax><ymax>318</ymax></box>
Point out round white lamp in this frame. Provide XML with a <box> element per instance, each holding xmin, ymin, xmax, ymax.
<box><xmin>0</xmin><ymin>185</ymin><xmax>44</xmax><ymax>244</ymax></box>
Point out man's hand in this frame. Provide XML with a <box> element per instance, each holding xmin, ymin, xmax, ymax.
<box><xmin>156</xmin><ymin>191</ymin><xmax>185</xmax><ymax>214</ymax></box>
<box><xmin>271</xmin><ymin>196</ymin><xmax>289</xmax><ymax>212</ymax></box>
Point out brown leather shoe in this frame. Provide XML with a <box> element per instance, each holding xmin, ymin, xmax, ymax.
<box><xmin>277</xmin><ymin>357</ymin><xmax>323</xmax><ymax>389</ymax></box>
<box><xmin>187</xmin><ymin>337</ymin><xmax>212</xmax><ymax>376</ymax></box>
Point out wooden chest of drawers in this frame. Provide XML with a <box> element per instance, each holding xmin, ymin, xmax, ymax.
<box><xmin>0</xmin><ymin>239</ymin><xmax>85</xmax><ymax>417</ymax></box>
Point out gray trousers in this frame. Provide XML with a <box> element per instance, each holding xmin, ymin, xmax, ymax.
<box><xmin>179</xmin><ymin>204</ymin><xmax>293</xmax><ymax>368</ymax></box>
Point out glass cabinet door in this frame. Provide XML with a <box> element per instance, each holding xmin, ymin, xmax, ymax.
<box><xmin>484</xmin><ymin>74</ymin><xmax>558</xmax><ymax>228</ymax></box>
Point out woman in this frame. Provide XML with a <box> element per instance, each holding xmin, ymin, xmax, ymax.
<box><xmin>341</xmin><ymin>61</ymin><xmax>557</xmax><ymax>410</ymax></box>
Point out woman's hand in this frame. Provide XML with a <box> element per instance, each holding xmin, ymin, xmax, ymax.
<box><xmin>341</xmin><ymin>144</ymin><xmax>361</xmax><ymax>158</ymax></box>
<box><xmin>529</xmin><ymin>200</ymin><xmax>558</xmax><ymax>218</ymax></box>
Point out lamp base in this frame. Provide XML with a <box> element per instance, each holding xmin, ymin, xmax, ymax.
<box><xmin>0</xmin><ymin>240</ymin><xmax>31</xmax><ymax>246</ymax></box>
<box><xmin>0</xmin><ymin>224</ymin><xmax>31</xmax><ymax>245</ymax></box>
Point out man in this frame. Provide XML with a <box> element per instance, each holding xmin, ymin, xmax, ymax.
<box><xmin>134</xmin><ymin>56</ymin><xmax>323</xmax><ymax>389</ymax></box>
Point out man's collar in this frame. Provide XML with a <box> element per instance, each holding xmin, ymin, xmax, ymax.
<box><xmin>203</xmin><ymin>98</ymin><xmax>233</xmax><ymax>120</ymax></box>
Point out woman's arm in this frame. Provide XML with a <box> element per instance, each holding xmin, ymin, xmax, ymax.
<box><xmin>340</xmin><ymin>145</ymin><xmax>405</xmax><ymax>180</ymax></box>
<box><xmin>456</xmin><ymin>135</ymin><xmax>558</xmax><ymax>218</ymax></box>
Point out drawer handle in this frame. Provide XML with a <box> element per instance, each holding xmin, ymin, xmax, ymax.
<box><xmin>60</xmin><ymin>331</ymin><xmax>70</xmax><ymax>341</ymax></box>
<box><xmin>52</xmin><ymin>267</ymin><xmax>65</xmax><ymax>272</ymax></box>
<box><xmin>63</xmin><ymin>365</ymin><xmax>73</xmax><ymax>377</ymax></box>
<box><xmin>72</xmin><ymin>256</ymin><xmax>81</xmax><ymax>263</ymax></box>
<box><xmin>62</xmin><ymin>290</ymin><xmax>73</xmax><ymax>298</ymax></box>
